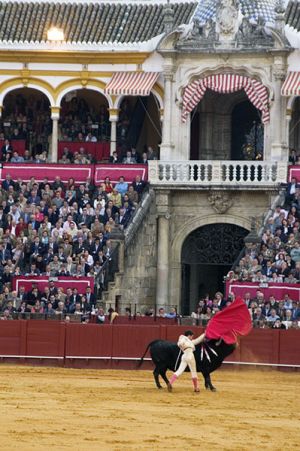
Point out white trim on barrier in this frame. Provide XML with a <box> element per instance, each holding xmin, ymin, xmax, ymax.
<box><xmin>0</xmin><ymin>355</ymin><xmax>64</xmax><ymax>359</ymax></box>
<box><xmin>65</xmin><ymin>356</ymin><xmax>152</xmax><ymax>360</ymax></box>
<box><xmin>1</xmin><ymin>355</ymin><xmax>299</xmax><ymax>367</ymax></box>
<box><xmin>64</xmin><ymin>356</ymin><xmax>300</xmax><ymax>367</ymax></box>
<box><xmin>223</xmin><ymin>361</ymin><xmax>300</xmax><ymax>368</ymax></box>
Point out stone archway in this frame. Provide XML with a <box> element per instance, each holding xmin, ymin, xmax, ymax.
<box><xmin>169</xmin><ymin>214</ymin><xmax>251</xmax><ymax>315</ymax></box>
<box><xmin>180</xmin><ymin>223</ymin><xmax>248</xmax><ymax>315</ymax></box>
<box><xmin>117</xmin><ymin>93</ymin><xmax>162</xmax><ymax>155</ymax></box>
<box><xmin>59</xmin><ymin>88</ymin><xmax>110</xmax><ymax>142</ymax></box>
<box><xmin>1</xmin><ymin>86</ymin><xmax>51</xmax><ymax>156</ymax></box>
<box><xmin>190</xmin><ymin>90</ymin><xmax>264</xmax><ymax>160</ymax></box>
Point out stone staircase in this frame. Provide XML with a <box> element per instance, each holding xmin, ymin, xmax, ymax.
<box><xmin>101</xmin><ymin>189</ymin><xmax>158</xmax><ymax>313</ymax></box>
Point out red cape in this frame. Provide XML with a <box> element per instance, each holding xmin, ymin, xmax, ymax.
<box><xmin>205</xmin><ymin>297</ymin><xmax>252</xmax><ymax>344</ymax></box>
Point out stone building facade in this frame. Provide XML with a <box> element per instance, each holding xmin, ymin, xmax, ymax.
<box><xmin>0</xmin><ymin>0</ymin><xmax>299</xmax><ymax>312</ymax></box>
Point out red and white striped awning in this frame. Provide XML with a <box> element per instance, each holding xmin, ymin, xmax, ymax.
<box><xmin>182</xmin><ymin>74</ymin><xmax>270</xmax><ymax>124</ymax></box>
<box><xmin>104</xmin><ymin>72</ymin><xmax>159</xmax><ymax>96</ymax></box>
<box><xmin>281</xmin><ymin>72</ymin><xmax>300</xmax><ymax>97</ymax></box>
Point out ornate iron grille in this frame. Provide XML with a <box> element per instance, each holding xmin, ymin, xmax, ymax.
<box><xmin>181</xmin><ymin>223</ymin><xmax>248</xmax><ymax>265</ymax></box>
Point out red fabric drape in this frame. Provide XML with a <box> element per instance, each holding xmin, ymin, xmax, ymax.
<box><xmin>182</xmin><ymin>74</ymin><xmax>270</xmax><ymax>124</ymax></box>
<box><xmin>205</xmin><ymin>297</ymin><xmax>252</xmax><ymax>344</ymax></box>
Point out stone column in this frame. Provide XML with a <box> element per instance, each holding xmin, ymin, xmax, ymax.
<box><xmin>159</xmin><ymin>63</ymin><xmax>175</xmax><ymax>161</ymax></box>
<box><xmin>155</xmin><ymin>190</ymin><xmax>170</xmax><ymax>310</ymax></box>
<box><xmin>270</xmin><ymin>63</ymin><xmax>287</xmax><ymax>162</ymax></box>
<box><xmin>285</xmin><ymin>107</ymin><xmax>292</xmax><ymax>150</ymax></box>
<box><xmin>51</xmin><ymin>107</ymin><xmax>60</xmax><ymax>163</ymax></box>
<box><xmin>108</xmin><ymin>108</ymin><xmax>119</xmax><ymax>155</ymax></box>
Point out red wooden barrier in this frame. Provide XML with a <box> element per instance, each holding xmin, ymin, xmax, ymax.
<box><xmin>165</xmin><ymin>325</ymin><xmax>204</xmax><ymax>342</ymax></box>
<box><xmin>278</xmin><ymin>330</ymin><xmax>300</xmax><ymax>365</ymax></box>
<box><xmin>0</xmin><ymin>320</ymin><xmax>25</xmax><ymax>356</ymax></box>
<box><xmin>111</xmin><ymin>325</ymin><xmax>161</xmax><ymax>358</ymax></box>
<box><xmin>238</xmin><ymin>329</ymin><xmax>280</xmax><ymax>364</ymax></box>
<box><xmin>65</xmin><ymin>323</ymin><xmax>113</xmax><ymax>358</ymax></box>
<box><xmin>0</xmin><ymin>322</ymin><xmax>299</xmax><ymax>368</ymax></box>
<box><xmin>26</xmin><ymin>321</ymin><xmax>65</xmax><ymax>358</ymax></box>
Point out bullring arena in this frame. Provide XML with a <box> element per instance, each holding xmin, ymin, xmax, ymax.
<box><xmin>0</xmin><ymin>366</ymin><xmax>299</xmax><ymax>450</ymax></box>
<box><xmin>0</xmin><ymin>0</ymin><xmax>300</xmax><ymax>449</ymax></box>
<box><xmin>0</xmin><ymin>320</ymin><xmax>300</xmax><ymax>450</ymax></box>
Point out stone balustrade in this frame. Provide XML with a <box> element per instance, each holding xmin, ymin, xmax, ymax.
<box><xmin>148</xmin><ymin>160</ymin><xmax>288</xmax><ymax>186</ymax></box>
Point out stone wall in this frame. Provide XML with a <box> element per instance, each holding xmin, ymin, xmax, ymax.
<box><xmin>104</xmin><ymin>186</ymin><xmax>279</xmax><ymax>313</ymax></box>
<box><xmin>103</xmin><ymin>195</ymin><xmax>158</xmax><ymax>314</ymax></box>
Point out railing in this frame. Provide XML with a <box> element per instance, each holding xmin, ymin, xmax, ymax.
<box><xmin>124</xmin><ymin>187</ymin><xmax>154</xmax><ymax>247</ymax></box>
<box><xmin>94</xmin><ymin>242</ymin><xmax>120</xmax><ymax>300</ymax></box>
<box><xmin>148</xmin><ymin>160</ymin><xmax>288</xmax><ymax>186</ymax></box>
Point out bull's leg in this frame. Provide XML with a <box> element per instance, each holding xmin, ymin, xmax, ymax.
<box><xmin>203</xmin><ymin>373</ymin><xmax>217</xmax><ymax>391</ymax></box>
<box><xmin>160</xmin><ymin>369</ymin><xmax>171</xmax><ymax>389</ymax></box>
<box><xmin>153</xmin><ymin>367</ymin><xmax>162</xmax><ymax>389</ymax></box>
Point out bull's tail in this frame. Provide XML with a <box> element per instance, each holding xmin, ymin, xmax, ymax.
<box><xmin>137</xmin><ymin>341</ymin><xmax>155</xmax><ymax>368</ymax></box>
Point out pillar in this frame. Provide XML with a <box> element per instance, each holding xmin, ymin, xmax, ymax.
<box><xmin>270</xmin><ymin>62</ymin><xmax>288</xmax><ymax>162</ymax></box>
<box><xmin>108</xmin><ymin>108</ymin><xmax>119</xmax><ymax>156</ymax></box>
<box><xmin>159</xmin><ymin>63</ymin><xmax>175</xmax><ymax>161</ymax></box>
<box><xmin>155</xmin><ymin>190</ymin><xmax>170</xmax><ymax>310</ymax></box>
<box><xmin>51</xmin><ymin>107</ymin><xmax>60</xmax><ymax>163</ymax></box>
<box><xmin>286</xmin><ymin>108</ymin><xmax>292</xmax><ymax>151</ymax></box>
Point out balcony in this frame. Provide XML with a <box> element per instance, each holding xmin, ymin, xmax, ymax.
<box><xmin>148</xmin><ymin>160</ymin><xmax>288</xmax><ymax>188</ymax></box>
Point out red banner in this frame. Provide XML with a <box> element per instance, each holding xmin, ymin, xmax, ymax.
<box><xmin>0</xmin><ymin>163</ymin><xmax>93</xmax><ymax>184</ymax></box>
<box><xmin>288</xmin><ymin>166</ymin><xmax>300</xmax><ymax>182</ymax></box>
<box><xmin>12</xmin><ymin>276</ymin><xmax>94</xmax><ymax>294</ymax></box>
<box><xmin>94</xmin><ymin>164</ymin><xmax>148</xmax><ymax>184</ymax></box>
<box><xmin>227</xmin><ymin>281</ymin><xmax>300</xmax><ymax>301</ymax></box>
<box><xmin>58</xmin><ymin>141</ymin><xmax>110</xmax><ymax>160</ymax></box>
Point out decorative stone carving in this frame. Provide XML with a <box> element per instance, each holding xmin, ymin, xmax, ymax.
<box><xmin>236</xmin><ymin>16</ymin><xmax>274</xmax><ymax>47</ymax></box>
<box><xmin>216</xmin><ymin>0</ymin><xmax>239</xmax><ymax>41</ymax></box>
<box><xmin>208</xmin><ymin>191</ymin><xmax>233</xmax><ymax>214</ymax></box>
<box><xmin>174</xmin><ymin>0</ymin><xmax>278</xmax><ymax>52</ymax></box>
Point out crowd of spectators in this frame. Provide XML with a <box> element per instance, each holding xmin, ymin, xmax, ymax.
<box><xmin>0</xmin><ymin>171</ymin><xmax>147</xmax><ymax>319</ymax></box>
<box><xmin>0</xmin><ymin>93</ymin><xmax>160</xmax><ymax>164</ymax></box>
<box><xmin>0</xmin><ymin>93</ymin><xmax>51</xmax><ymax>156</ymax></box>
<box><xmin>226</xmin><ymin>178</ymin><xmax>300</xmax><ymax>285</ymax></box>
<box><xmin>59</xmin><ymin>97</ymin><xmax>110</xmax><ymax>143</ymax></box>
<box><xmin>190</xmin><ymin>291</ymin><xmax>300</xmax><ymax>329</ymax></box>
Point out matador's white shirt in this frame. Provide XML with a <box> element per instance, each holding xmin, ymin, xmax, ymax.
<box><xmin>177</xmin><ymin>334</ymin><xmax>205</xmax><ymax>352</ymax></box>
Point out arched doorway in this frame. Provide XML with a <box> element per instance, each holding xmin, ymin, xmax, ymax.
<box><xmin>190</xmin><ymin>90</ymin><xmax>264</xmax><ymax>161</ymax></box>
<box><xmin>59</xmin><ymin>89</ymin><xmax>110</xmax><ymax>142</ymax></box>
<box><xmin>1</xmin><ymin>87</ymin><xmax>51</xmax><ymax>156</ymax></box>
<box><xmin>231</xmin><ymin>100</ymin><xmax>263</xmax><ymax>160</ymax></box>
<box><xmin>181</xmin><ymin>223</ymin><xmax>248</xmax><ymax>315</ymax></box>
<box><xmin>117</xmin><ymin>93</ymin><xmax>161</xmax><ymax>157</ymax></box>
<box><xmin>289</xmin><ymin>97</ymin><xmax>300</xmax><ymax>153</ymax></box>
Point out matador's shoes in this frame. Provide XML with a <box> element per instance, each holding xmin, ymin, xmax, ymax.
<box><xmin>168</xmin><ymin>374</ymin><xmax>177</xmax><ymax>391</ymax></box>
<box><xmin>192</xmin><ymin>377</ymin><xmax>200</xmax><ymax>393</ymax></box>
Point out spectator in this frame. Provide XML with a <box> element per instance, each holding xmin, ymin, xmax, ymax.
<box><xmin>122</xmin><ymin>150</ymin><xmax>136</xmax><ymax>164</ymax></box>
<box><xmin>1</xmin><ymin>139</ymin><xmax>13</xmax><ymax>162</ymax></box>
<box><xmin>10</xmin><ymin>151</ymin><xmax>24</xmax><ymax>163</ymax></box>
<box><xmin>114</xmin><ymin>176</ymin><xmax>128</xmax><ymax>197</ymax></box>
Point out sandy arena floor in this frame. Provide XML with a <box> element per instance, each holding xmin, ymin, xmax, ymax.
<box><xmin>0</xmin><ymin>366</ymin><xmax>299</xmax><ymax>451</ymax></box>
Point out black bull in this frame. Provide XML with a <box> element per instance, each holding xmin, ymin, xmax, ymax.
<box><xmin>139</xmin><ymin>339</ymin><xmax>236</xmax><ymax>391</ymax></box>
